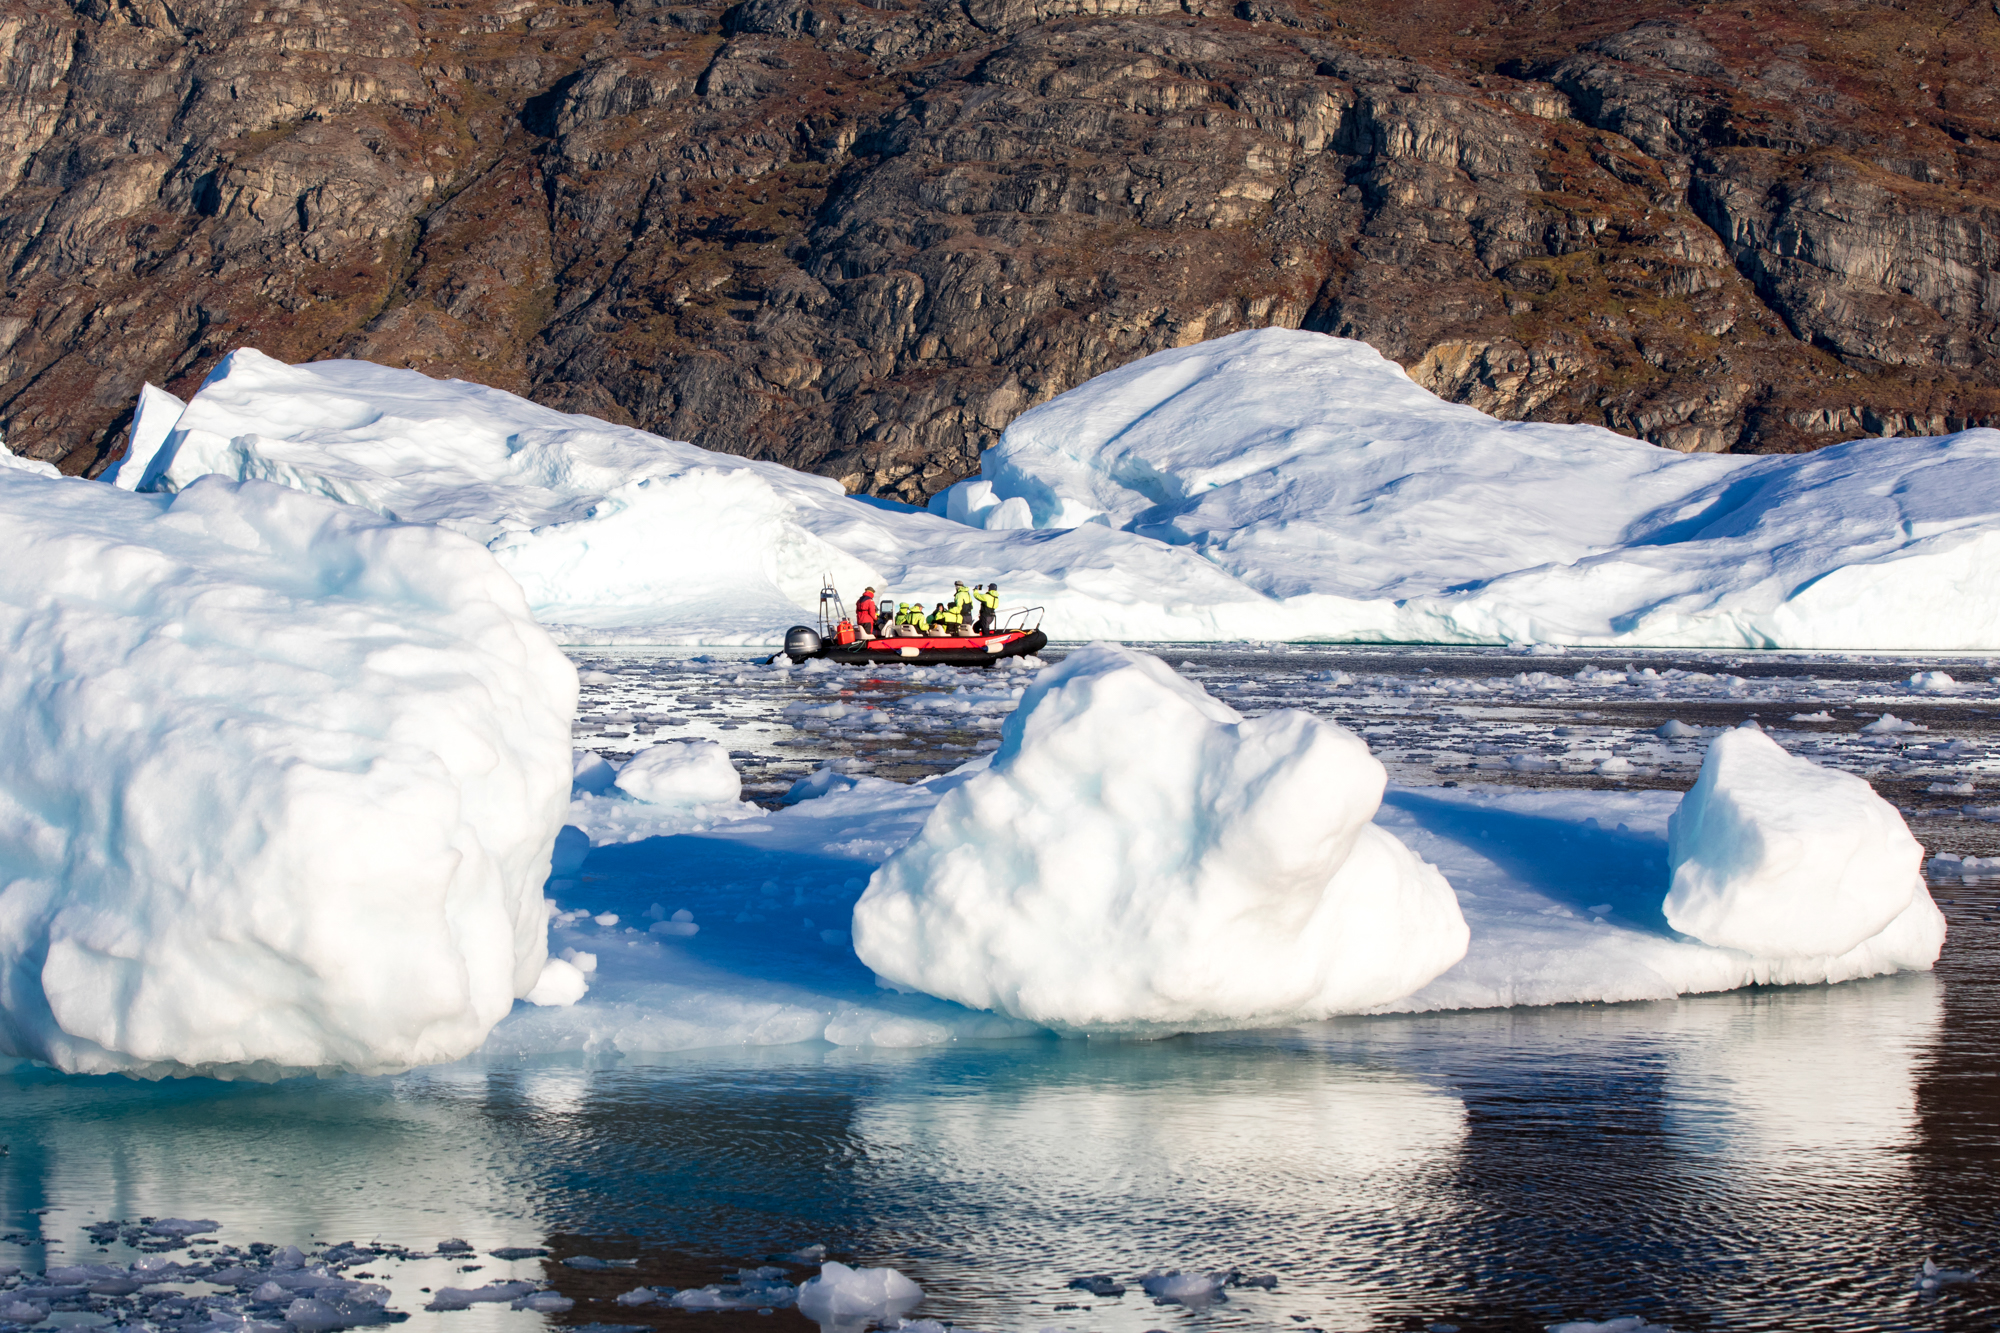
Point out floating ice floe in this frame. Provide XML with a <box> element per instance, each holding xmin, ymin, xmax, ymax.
<box><xmin>0</xmin><ymin>467</ymin><xmax>575</xmax><ymax>1077</ymax></box>
<box><xmin>106</xmin><ymin>332</ymin><xmax>2000</xmax><ymax>648</ymax></box>
<box><xmin>851</xmin><ymin>644</ymin><xmax>1468</xmax><ymax>1031</ymax></box>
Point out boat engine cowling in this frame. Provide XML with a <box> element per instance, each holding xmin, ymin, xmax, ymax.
<box><xmin>783</xmin><ymin>625</ymin><xmax>823</xmax><ymax>662</ymax></box>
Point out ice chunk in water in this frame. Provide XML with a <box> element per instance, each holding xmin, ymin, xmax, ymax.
<box><xmin>513</xmin><ymin>1292</ymin><xmax>575</xmax><ymax>1312</ymax></box>
<box><xmin>1666</xmin><ymin>729</ymin><xmax>1938</xmax><ymax>959</ymax></box>
<box><xmin>853</xmin><ymin>645</ymin><xmax>1467</xmax><ymax>1031</ymax></box>
<box><xmin>1913</xmin><ymin>1256</ymin><xmax>1977</xmax><ymax>1294</ymax></box>
<box><xmin>425</xmin><ymin>1281</ymin><xmax>539</xmax><ymax>1310</ymax></box>
<box><xmin>1139</xmin><ymin>1270</ymin><xmax>1228</xmax><ymax>1307</ymax></box>
<box><xmin>1548</xmin><ymin>1320</ymin><xmax>1677</xmax><ymax>1333</ymax></box>
<box><xmin>1861</xmin><ymin>712</ymin><xmax>1926</xmax><ymax>734</ymax></box>
<box><xmin>1066</xmin><ymin>1276</ymin><xmax>1125</xmax><ymax>1298</ymax></box>
<box><xmin>573</xmin><ymin>752</ymin><xmax>619</xmax><ymax>794</ymax></box>
<box><xmin>1655</xmin><ymin>720</ymin><xmax>1699</xmax><ymax>739</ymax></box>
<box><xmin>796</xmin><ymin>1263</ymin><xmax>922</xmax><ymax>1332</ymax></box>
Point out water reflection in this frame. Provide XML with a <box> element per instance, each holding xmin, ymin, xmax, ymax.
<box><xmin>0</xmin><ymin>971</ymin><xmax>1989</xmax><ymax>1331</ymax></box>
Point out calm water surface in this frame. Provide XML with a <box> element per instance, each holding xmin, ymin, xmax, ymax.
<box><xmin>5</xmin><ymin>647</ymin><xmax>2000</xmax><ymax>1333</ymax></box>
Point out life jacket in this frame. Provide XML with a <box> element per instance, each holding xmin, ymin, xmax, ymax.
<box><xmin>973</xmin><ymin>587</ymin><xmax>999</xmax><ymax>611</ymax></box>
<box><xmin>856</xmin><ymin>593</ymin><xmax>876</xmax><ymax>623</ymax></box>
<box><xmin>950</xmin><ymin>586</ymin><xmax>974</xmax><ymax>615</ymax></box>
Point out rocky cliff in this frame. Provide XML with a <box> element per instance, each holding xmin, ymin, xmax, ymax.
<box><xmin>4</xmin><ymin>0</ymin><xmax>1998</xmax><ymax>497</ymax></box>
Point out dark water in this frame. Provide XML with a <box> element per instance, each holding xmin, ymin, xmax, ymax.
<box><xmin>6</xmin><ymin>647</ymin><xmax>2000</xmax><ymax>1333</ymax></box>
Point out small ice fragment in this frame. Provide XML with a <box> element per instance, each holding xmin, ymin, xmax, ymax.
<box><xmin>513</xmin><ymin>1292</ymin><xmax>575</xmax><ymax>1312</ymax></box>
<box><xmin>593</xmin><ymin>913</ymin><xmax>619</xmax><ymax>927</ymax></box>
<box><xmin>147</xmin><ymin>1219</ymin><xmax>221</xmax><ymax>1238</ymax></box>
<box><xmin>649</xmin><ymin>917</ymin><xmax>698</xmax><ymax>937</ymax></box>
<box><xmin>671</xmin><ymin>908</ymin><xmax>693</xmax><ymax>923</ymax></box>
<box><xmin>1587</xmin><ymin>904</ymin><xmax>1613</xmax><ymax>916</ymax></box>
<box><xmin>251</xmin><ymin>1281</ymin><xmax>289</xmax><ymax>1302</ymax></box>
<box><xmin>436</xmin><ymin>1239</ymin><xmax>473</xmax><ymax>1255</ymax></box>
<box><xmin>1861</xmin><ymin>712</ymin><xmax>1927</xmax><ymax>734</ymax></box>
<box><xmin>614</xmin><ymin>1288</ymin><xmax>657</xmax><ymax>1306</ymax></box>
<box><xmin>1929</xmin><ymin>781</ymin><xmax>1977</xmax><ymax>795</ymax></box>
<box><xmin>559</xmin><ymin>947</ymin><xmax>598</xmax><ymax>973</ymax></box>
<box><xmin>426</xmin><ymin>1281</ymin><xmax>539</xmax><ymax>1310</ymax></box>
<box><xmin>550</xmin><ymin>824</ymin><xmax>591</xmax><ymax>877</ymax></box>
<box><xmin>272</xmin><ymin>1248</ymin><xmax>305</xmax><ymax>1272</ymax></box>
<box><xmin>1907</xmin><ymin>671</ymin><xmax>1957</xmax><ymax>692</ymax></box>
<box><xmin>1655</xmin><ymin>720</ymin><xmax>1698</xmax><ymax>739</ymax></box>
<box><xmin>1065</xmin><ymin>1275</ymin><xmax>1125</xmax><ymax>1298</ymax></box>
<box><xmin>1138</xmin><ymin>1269</ymin><xmax>1227</xmax><ymax>1307</ymax></box>
<box><xmin>1788</xmin><ymin>711</ymin><xmax>1833</xmax><ymax>722</ymax></box>
<box><xmin>524</xmin><ymin>957</ymin><xmax>589</xmax><ymax>1007</ymax></box>
<box><xmin>1913</xmin><ymin>1256</ymin><xmax>1977</xmax><ymax>1293</ymax></box>
<box><xmin>773</xmin><ymin>1245</ymin><xmax>827</xmax><ymax>1264</ymax></box>
<box><xmin>1595</xmin><ymin>757</ymin><xmax>1634</xmax><ymax>775</ymax></box>
<box><xmin>0</xmin><ymin>1302</ymin><xmax>45</xmax><ymax>1325</ymax></box>
<box><xmin>1547</xmin><ymin>1320</ymin><xmax>1676</xmax><ymax>1333</ymax></box>
<box><xmin>488</xmin><ymin>1248</ymin><xmax>549</xmax><ymax>1261</ymax></box>
<box><xmin>796</xmin><ymin>1262</ymin><xmax>922</xmax><ymax>1332</ymax></box>
<box><xmin>613</xmin><ymin>739</ymin><xmax>742</xmax><ymax>807</ymax></box>
<box><xmin>563</xmin><ymin>1257</ymin><xmax>611</xmax><ymax>1270</ymax></box>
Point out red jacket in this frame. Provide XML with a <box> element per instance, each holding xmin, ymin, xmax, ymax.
<box><xmin>856</xmin><ymin>592</ymin><xmax>877</xmax><ymax>623</ymax></box>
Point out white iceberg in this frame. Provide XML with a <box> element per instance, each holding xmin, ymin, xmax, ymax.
<box><xmin>850</xmin><ymin>644</ymin><xmax>1468</xmax><ymax>1030</ymax></box>
<box><xmin>0</xmin><ymin>467</ymin><xmax>575</xmax><ymax>1077</ymax></box>
<box><xmin>1665</xmin><ymin>727</ymin><xmax>1941</xmax><ymax>960</ymax></box>
<box><xmin>937</xmin><ymin>328</ymin><xmax>2000</xmax><ymax>649</ymax></box>
<box><xmin>110</xmin><ymin>335</ymin><xmax>2000</xmax><ymax>649</ymax></box>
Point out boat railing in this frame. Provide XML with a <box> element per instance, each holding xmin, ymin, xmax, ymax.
<box><xmin>1002</xmin><ymin>605</ymin><xmax>1044</xmax><ymax>632</ymax></box>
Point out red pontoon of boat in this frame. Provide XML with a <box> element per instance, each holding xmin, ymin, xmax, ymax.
<box><xmin>779</xmin><ymin>580</ymin><xmax>1047</xmax><ymax>667</ymax></box>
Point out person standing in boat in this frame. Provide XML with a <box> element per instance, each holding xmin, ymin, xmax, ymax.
<box><xmin>948</xmin><ymin>581</ymin><xmax>976</xmax><ymax>634</ymax></box>
<box><xmin>973</xmin><ymin>583</ymin><xmax>999</xmax><ymax>634</ymax></box>
<box><xmin>855</xmin><ymin>587</ymin><xmax>878</xmax><ymax>640</ymax></box>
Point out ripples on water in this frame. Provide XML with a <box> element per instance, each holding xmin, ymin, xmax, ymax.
<box><xmin>6</xmin><ymin>647</ymin><xmax>2000</xmax><ymax>1332</ymax></box>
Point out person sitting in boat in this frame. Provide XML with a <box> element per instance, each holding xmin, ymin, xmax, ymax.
<box><xmin>903</xmin><ymin>601</ymin><xmax>930</xmax><ymax>634</ymax></box>
<box><xmin>855</xmin><ymin>587</ymin><xmax>877</xmax><ymax>640</ymax></box>
<box><xmin>973</xmin><ymin>582</ymin><xmax>999</xmax><ymax>634</ymax></box>
<box><xmin>933</xmin><ymin>601</ymin><xmax>958</xmax><ymax>634</ymax></box>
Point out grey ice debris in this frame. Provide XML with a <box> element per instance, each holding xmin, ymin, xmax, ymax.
<box><xmin>1655</xmin><ymin>720</ymin><xmax>1698</xmax><ymax>739</ymax></box>
<box><xmin>488</xmin><ymin>1248</ymin><xmax>549</xmax><ymax>1261</ymax></box>
<box><xmin>1066</xmin><ymin>1276</ymin><xmax>1125</xmax><ymax>1298</ymax></box>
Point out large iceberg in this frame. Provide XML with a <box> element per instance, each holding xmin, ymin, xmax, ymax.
<box><xmin>0</xmin><ymin>466</ymin><xmax>576</xmax><ymax>1077</ymax></box>
<box><xmin>109</xmin><ymin>334</ymin><xmax>2000</xmax><ymax>649</ymax></box>
<box><xmin>1665</xmin><ymin>727</ymin><xmax>1942</xmax><ymax>962</ymax></box>
<box><xmin>937</xmin><ymin>329</ymin><xmax>2000</xmax><ymax>649</ymax></box>
<box><xmin>849</xmin><ymin>645</ymin><xmax>1469</xmax><ymax>1030</ymax></box>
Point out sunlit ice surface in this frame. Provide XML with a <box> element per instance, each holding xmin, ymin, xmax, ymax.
<box><xmin>6</xmin><ymin>644</ymin><xmax>2000</xmax><ymax>1331</ymax></box>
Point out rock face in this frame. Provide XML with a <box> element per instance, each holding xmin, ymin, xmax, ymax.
<box><xmin>3</xmin><ymin>0</ymin><xmax>1998</xmax><ymax>497</ymax></box>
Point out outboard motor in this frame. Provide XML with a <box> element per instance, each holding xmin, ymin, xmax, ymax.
<box><xmin>783</xmin><ymin>625</ymin><xmax>823</xmax><ymax>663</ymax></box>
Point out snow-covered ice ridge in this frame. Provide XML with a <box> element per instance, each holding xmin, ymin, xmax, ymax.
<box><xmin>501</xmin><ymin>648</ymin><xmax>1948</xmax><ymax>1058</ymax></box>
<box><xmin>109</xmin><ymin>330</ymin><xmax>2000</xmax><ymax>649</ymax></box>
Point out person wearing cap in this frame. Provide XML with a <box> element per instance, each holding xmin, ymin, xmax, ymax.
<box><xmin>948</xmin><ymin>581</ymin><xmax>976</xmax><ymax>635</ymax></box>
<box><xmin>855</xmin><ymin>587</ymin><xmax>878</xmax><ymax>640</ymax></box>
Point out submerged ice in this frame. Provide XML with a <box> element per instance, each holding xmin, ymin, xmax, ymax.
<box><xmin>851</xmin><ymin>645</ymin><xmax>1469</xmax><ymax>1029</ymax></box>
<box><xmin>0</xmin><ymin>467</ymin><xmax>576</xmax><ymax>1077</ymax></box>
